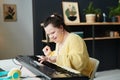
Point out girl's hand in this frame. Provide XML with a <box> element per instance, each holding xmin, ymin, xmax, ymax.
<box><xmin>38</xmin><ymin>56</ymin><xmax>56</xmax><ymax>63</ymax></box>
<box><xmin>38</xmin><ymin>55</ymin><xmax>48</xmax><ymax>64</ymax></box>
<box><xmin>42</xmin><ymin>46</ymin><xmax>51</xmax><ymax>56</ymax></box>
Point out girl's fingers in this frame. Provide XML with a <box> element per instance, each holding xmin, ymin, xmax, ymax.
<box><xmin>38</xmin><ymin>56</ymin><xmax>47</xmax><ymax>63</ymax></box>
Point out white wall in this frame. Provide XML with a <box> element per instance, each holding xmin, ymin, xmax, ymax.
<box><xmin>0</xmin><ymin>0</ymin><xmax>33</xmax><ymax>59</ymax></box>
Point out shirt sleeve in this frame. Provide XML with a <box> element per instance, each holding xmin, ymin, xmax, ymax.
<box><xmin>48</xmin><ymin>51</ymin><xmax>55</xmax><ymax>57</ymax></box>
<box><xmin>61</xmin><ymin>34</ymin><xmax>89</xmax><ymax>71</ymax></box>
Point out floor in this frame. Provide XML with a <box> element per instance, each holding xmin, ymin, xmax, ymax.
<box><xmin>94</xmin><ymin>69</ymin><xmax>120</xmax><ymax>80</ymax></box>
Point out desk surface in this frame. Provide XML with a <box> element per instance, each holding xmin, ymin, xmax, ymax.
<box><xmin>0</xmin><ymin>58</ymin><xmax>41</xmax><ymax>80</ymax></box>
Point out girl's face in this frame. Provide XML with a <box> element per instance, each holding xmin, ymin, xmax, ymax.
<box><xmin>44</xmin><ymin>24</ymin><xmax>64</xmax><ymax>43</ymax></box>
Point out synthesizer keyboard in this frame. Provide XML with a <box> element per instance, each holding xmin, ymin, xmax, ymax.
<box><xmin>15</xmin><ymin>55</ymin><xmax>89</xmax><ymax>80</ymax></box>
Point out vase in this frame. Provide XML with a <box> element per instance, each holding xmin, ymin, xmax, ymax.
<box><xmin>85</xmin><ymin>14</ymin><xmax>96</xmax><ymax>23</ymax></box>
<box><xmin>116</xmin><ymin>16</ymin><xmax>120</xmax><ymax>22</ymax></box>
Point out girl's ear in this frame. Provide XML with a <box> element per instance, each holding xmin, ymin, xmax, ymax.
<box><xmin>59</xmin><ymin>25</ymin><xmax>63</xmax><ymax>29</ymax></box>
<box><xmin>59</xmin><ymin>25</ymin><xmax>64</xmax><ymax>32</ymax></box>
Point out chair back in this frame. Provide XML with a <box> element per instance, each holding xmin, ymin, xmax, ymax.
<box><xmin>89</xmin><ymin>57</ymin><xmax>100</xmax><ymax>80</ymax></box>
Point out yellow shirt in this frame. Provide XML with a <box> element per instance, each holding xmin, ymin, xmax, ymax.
<box><xmin>49</xmin><ymin>33</ymin><xmax>94</xmax><ymax>78</ymax></box>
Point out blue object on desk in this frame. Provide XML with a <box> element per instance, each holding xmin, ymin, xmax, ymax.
<box><xmin>0</xmin><ymin>71</ymin><xmax>8</xmax><ymax>77</ymax></box>
<box><xmin>0</xmin><ymin>68</ymin><xmax>21</xmax><ymax>80</ymax></box>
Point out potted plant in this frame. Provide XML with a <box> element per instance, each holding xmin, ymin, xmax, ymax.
<box><xmin>83</xmin><ymin>2</ymin><xmax>101</xmax><ymax>23</ymax></box>
<box><xmin>108</xmin><ymin>3</ymin><xmax>120</xmax><ymax>22</ymax></box>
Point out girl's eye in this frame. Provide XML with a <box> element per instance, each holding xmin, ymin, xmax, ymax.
<box><xmin>47</xmin><ymin>31</ymin><xmax>55</xmax><ymax>36</ymax></box>
<box><xmin>51</xmin><ymin>32</ymin><xmax>55</xmax><ymax>34</ymax></box>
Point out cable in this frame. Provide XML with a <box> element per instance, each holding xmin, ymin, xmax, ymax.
<box><xmin>11</xmin><ymin>58</ymin><xmax>23</xmax><ymax>70</ymax></box>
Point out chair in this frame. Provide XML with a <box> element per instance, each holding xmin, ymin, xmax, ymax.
<box><xmin>89</xmin><ymin>57</ymin><xmax>100</xmax><ymax>80</ymax></box>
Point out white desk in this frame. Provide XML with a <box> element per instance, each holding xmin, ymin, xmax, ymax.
<box><xmin>0</xmin><ymin>58</ymin><xmax>41</xmax><ymax>80</ymax></box>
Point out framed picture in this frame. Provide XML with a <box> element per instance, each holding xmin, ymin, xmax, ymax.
<box><xmin>3</xmin><ymin>4</ymin><xmax>17</xmax><ymax>22</ymax></box>
<box><xmin>62</xmin><ymin>1</ymin><xmax>80</xmax><ymax>25</ymax></box>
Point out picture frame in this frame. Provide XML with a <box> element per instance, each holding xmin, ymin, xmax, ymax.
<box><xmin>62</xmin><ymin>1</ymin><xmax>80</xmax><ymax>25</ymax></box>
<box><xmin>3</xmin><ymin>4</ymin><xmax>17</xmax><ymax>22</ymax></box>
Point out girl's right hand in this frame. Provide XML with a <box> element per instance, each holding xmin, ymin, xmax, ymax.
<box><xmin>38</xmin><ymin>55</ymin><xmax>48</xmax><ymax>64</ymax></box>
<box><xmin>42</xmin><ymin>45</ymin><xmax>51</xmax><ymax>56</ymax></box>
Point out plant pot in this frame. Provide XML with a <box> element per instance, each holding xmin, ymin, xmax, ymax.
<box><xmin>116</xmin><ymin>16</ymin><xmax>120</xmax><ymax>22</ymax></box>
<box><xmin>85</xmin><ymin>14</ymin><xmax>96</xmax><ymax>23</ymax></box>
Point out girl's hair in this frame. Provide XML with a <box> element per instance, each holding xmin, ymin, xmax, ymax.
<box><xmin>42</xmin><ymin>13</ymin><xmax>70</xmax><ymax>32</ymax></box>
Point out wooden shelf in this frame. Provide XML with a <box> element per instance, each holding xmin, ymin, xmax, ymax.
<box><xmin>42</xmin><ymin>37</ymin><xmax>120</xmax><ymax>43</ymax></box>
<box><xmin>42</xmin><ymin>22</ymin><xmax>120</xmax><ymax>42</ymax></box>
<box><xmin>84</xmin><ymin>37</ymin><xmax>120</xmax><ymax>40</ymax></box>
<box><xmin>65</xmin><ymin>22</ymin><xmax>120</xmax><ymax>26</ymax></box>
